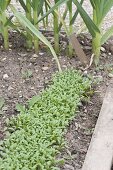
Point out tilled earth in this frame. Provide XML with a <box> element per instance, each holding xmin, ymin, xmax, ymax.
<box><xmin>0</xmin><ymin>33</ymin><xmax>113</xmax><ymax>169</ymax></box>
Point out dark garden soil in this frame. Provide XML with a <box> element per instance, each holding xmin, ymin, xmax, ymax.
<box><xmin>0</xmin><ymin>32</ymin><xmax>113</xmax><ymax>169</ymax></box>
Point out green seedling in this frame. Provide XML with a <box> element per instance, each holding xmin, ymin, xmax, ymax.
<box><xmin>0</xmin><ymin>97</ymin><xmax>5</xmax><ymax>116</ymax></box>
<box><xmin>0</xmin><ymin>69</ymin><xmax>91</xmax><ymax>169</ymax></box>
<box><xmin>0</xmin><ymin>97</ymin><xmax>5</xmax><ymax>110</ymax></box>
<box><xmin>21</xmin><ymin>69</ymin><xmax>33</xmax><ymax>79</ymax></box>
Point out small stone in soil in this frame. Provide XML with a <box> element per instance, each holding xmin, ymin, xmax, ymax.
<box><xmin>100</xmin><ymin>47</ymin><xmax>106</xmax><ymax>52</ymax></box>
<box><xmin>84</xmin><ymin>46</ymin><xmax>92</xmax><ymax>50</ymax></box>
<box><xmin>18</xmin><ymin>53</ymin><xmax>27</xmax><ymax>57</ymax></box>
<box><xmin>8</xmin><ymin>86</ymin><xmax>13</xmax><ymax>91</ymax></box>
<box><xmin>3</xmin><ymin>74</ymin><xmax>9</xmax><ymax>79</ymax></box>
<box><xmin>62</xmin><ymin>65</ymin><xmax>67</xmax><ymax>68</ymax></box>
<box><xmin>64</xmin><ymin>164</ymin><xmax>74</xmax><ymax>170</ymax></box>
<box><xmin>42</xmin><ymin>66</ymin><xmax>49</xmax><ymax>71</ymax></box>
<box><xmin>1</xmin><ymin>57</ymin><xmax>6</xmax><ymax>61</ymax></box>
<box><xmin>32</xmin><ymin>54</ymin><xmax>38</xmax><ymax>58</ymax></box>
<box><xmin>30</xmin><ymin>86</ymin><xmax>35</xmax><ymax>90</ymax></box>
<box><xmin>101</xmin><ymin>53</ymin><xmax>107</xmax><ymax>58</ymax></box>
<box><xmin>39</xmin><ymin>52</ymin><xmax>44</xmax><ymax>55</ymax></box>
<box><xmin>2</xmin><ymin>106</ymin><xmax>8</xmax><ymax>111</ymax></box>
<box><xmin>83</xmin><ymin>70</ymin><xmax>88</xmax><ymax>76</ymax></box>
<box><xmin>108</xmin><ymin>73</ymin><xmax>113</xmax><ymax>78</ymax></box>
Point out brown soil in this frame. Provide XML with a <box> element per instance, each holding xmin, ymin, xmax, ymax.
<box><xmin>0</xmin><ymin>32</ymin><xmax>113</xmax><ymax>169</ymax></box>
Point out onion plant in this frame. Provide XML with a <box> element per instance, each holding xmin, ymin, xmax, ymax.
<box><xmin>11</xmin><ymin>5</ymin><xmax>61</xmax><ymax>71</ymax></box>
<box><xmin>38</xmin><ymin>0</ymin><xmax>94</xmax><ymax>62</ymax></box>
<box><xmin>72</xmin><ymin>0</ymin><xmax>113</xmax><ymax>65</ymax></box>
<box><xmin>0</xmin><ymin>0</ymin><xmax>11</xmax><ymax>49</ymax></box>
<box><xmin>91</xmin><ymin>0</ymin><xmax>113</xmax><ymax>65</ymax></box>
<box><xmin>42</xmin><ymin>0</ymin><xmax>113</xmax><ymax>65</ymax></box>
<box><xmin>18</xmin><ymin>0</ymin><xmax>45</xmax><ymax>53</ymax></box>
<box><xmin>51</xmin><ymin>0</ymin><xmax>75</xmax><ymax>55</ymax></box>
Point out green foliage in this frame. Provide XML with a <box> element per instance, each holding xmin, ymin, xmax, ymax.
<box><xmin>2</xmin><ymin>0</ymin><xmax>113</xmax><ymax>67</ymax></box>
<box><xmin>0</xmin><ymin>97</ymin><xmax>5</xmax><ymax>110</ymax></box>
<box><xmin>0</xmin><ymin>97</ymin><xmax>5</xmax><ymax>115</ymax></box>
<box><xmin>0</xmin><ymin>69</ymin><xmax>91</xmax><ymax>170</ymax></box>
<box><xmin>21</xmin><ymin>69</ymin><xmax>33</xmax><ymax>79</ymax></box>
<box><xmin>91</xmin><ymin>0</ymin><xmax>113</xmax><ymax>65</ymax></box>
<box><xmin>11</xmin><ymin>5</ymin><xmax>61</xmax><ymax>71</ymax></box>
<box><xmin>71</xmin><ymin>0</ymin><xmax>113</xmax><ymax>65</ymax></box>
<box><xmin>0</xmin><ymin>0</ymin><xmax>11</xmax><ymax>49</ymax></box>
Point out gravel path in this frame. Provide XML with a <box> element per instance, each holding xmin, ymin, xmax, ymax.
<box><xmin>11</xmin><ymin>0</ymin><xmax>113</xmax><ymax>32</ymax></box>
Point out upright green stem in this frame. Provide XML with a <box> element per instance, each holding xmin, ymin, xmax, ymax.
<box><xmin>26</xmin><ymin>0</ymin><xmax>32</xmax><ymax>49</ymax></box>
<box><xmin>92</xmin><ymin>32</ymin><xmax>101</xmax><ymax>65</ymax></box>
<box><xmin>58</xmin><ymin>7</ymin><xmax>68</xmax><ymax>32</ymax></box>
<box><xmin>33</xmin><ymin>9</ymin><xmax>39</xmax><ymax>53</ymax></box>
<box><xmin>45</xmin><ymin>1</ymin><xmax>49</xmax><ymax>27</ymax></box>
<box><xmin>2</xmin><ymin>12</ymin><xmax>9</xmax><ymax>50</ymax></box>
<box><xmin>54</xmin><ymin>0</ymin><xmax>59</xmax><ymax>54</ymax></box>
<box><xmin>54</xmin><ymin>12</ymin><xmax>59</xmax><ymax>53</ymax></box>
<box><xmin>3</xmin><ymin>26</ymin><xmax>9</xmax><ymax>50</ymax></box>
<box><xmin>41</xmin><ymin>10</ymin><xmax>46</xmax><ymax>29</ymax></box>
<box><xmin>92</xmin><ymin>9</ymin><xmax>102</xmax><ymax>65</ymax></box>
<box><xmin>67</xmin><ymin>0</ymin><xmax>73</xmax><ymax>56</ymax></box>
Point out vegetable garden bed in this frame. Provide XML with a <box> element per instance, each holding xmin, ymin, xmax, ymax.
<box><xmin>0</xmin><ymin>32</ymin><xmax>113</xmax><ymax>169</ymax></box>
<box><xmin>0</xmin><ymin>0</ymin><xmax>113</xmax><ymax>169</ymax></box>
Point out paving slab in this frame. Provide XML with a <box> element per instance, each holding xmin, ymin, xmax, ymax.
<box><xmin>82</xmin><ymin>79</ymin><xmax>113</xmax><ymax>170</ymax></box>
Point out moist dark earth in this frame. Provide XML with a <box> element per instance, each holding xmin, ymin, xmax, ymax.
<box><xmin>0</xmin><ymin>32</ymin><xmax>113</xmax><ymax>169</ymax></box>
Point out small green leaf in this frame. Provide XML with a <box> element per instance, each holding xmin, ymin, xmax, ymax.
<box><xmin>16</xmin><ymin>104</ymin><xmax>26</xmax><ymax>113</ymax></box>
<box><xmin>28</xmin><ymin>96</ymin><xmax>39</xmax><ymax>107</ymax></box>
<box><xmin>101</xmin><ymin>26</ymin><xmax>113</xmax><ymax>45</ymax></box>
<box><xmin>0</xmin><ymin>97</ymin><xmax>5</xmax><ymax>109</ymax></box>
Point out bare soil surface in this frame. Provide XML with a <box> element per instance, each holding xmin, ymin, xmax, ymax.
<box><xmin>0</xmin><ymin>32</ymin><xmax>113</xmax><ymax>169</ymax></box>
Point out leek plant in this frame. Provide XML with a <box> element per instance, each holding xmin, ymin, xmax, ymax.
<box><xmin>0</xmin><ymin>0</ymin><xmax>11</xmax><ymax>50</ymax></box>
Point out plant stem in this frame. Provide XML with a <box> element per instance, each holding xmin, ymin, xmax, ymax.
<box><xmin>3</xmin><ymin>27</ymin><xmax>9</xmax><ymax>50</ymax></box>
<box><xmin>45</xmin><ymin>1</ymin><xmax>49</xmax><ymax>27</ymax></box>
<box><xmin>54</xmin><ymin>13</ymin><xmax>59</xmax><ymax>53</ymax></box>
<box><xmin>2</xmin><ymin>12</ymin><xmax>9</xmax><ymax>50</ymax></box>
<box><xmin>41</xmin><ymin>10</ymin><xmax>46</xmax><ymax>29</ymax></box>
<box><xmin>26</xmin><ymin>0</ymin><xmax>32</xmax><ymax>49</ymax></box>
<box><xmin>92</xmin><ymin>9</ymin><xmax>101</xmax><ymax>65</ymax></box>
<box><xmin>33</xmin><ymin>9</ymin><xmax>39</xmax><ymax>53</ymax></box>
<box><xmin>67</xmin><ymin>0</ymin><xmax>73</xmax><ymax>56</ymax></box>
<box><xmin>54</xmin><ymin>0</ymin><xmax>59</xmax><ymax>54</ymax></box>
<box><xmin>92</xmin><ymin>32</ymin><xmax>101</xmax><ymax>65</ymax></box>
<box><xmin>58</xmin><ymin>7</ymin><xmax>68</xmax><ymax>31</ymax></box>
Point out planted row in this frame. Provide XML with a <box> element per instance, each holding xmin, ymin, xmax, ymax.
<box><xmin>0</xmin><ymin>69</ymin><xmax>91</xmax><ymax>170</ymax></box>
<box><xmin>1</xmin><ymin>1</ymin><xmax>113</xmax><ymax>66</ymax></box>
